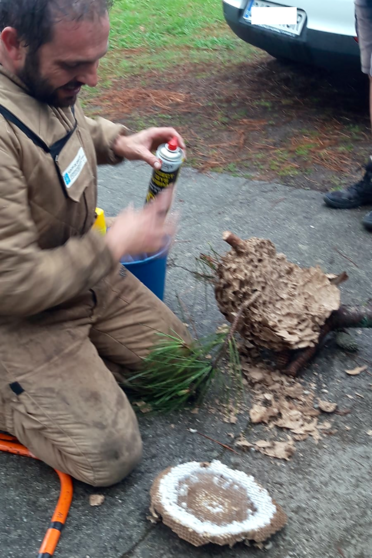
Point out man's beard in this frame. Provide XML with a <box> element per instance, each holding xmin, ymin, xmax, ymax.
<box><xmin>18</xmin><ymin>51</ymin><xmax>81</xmax><ymax>108</ymax></box>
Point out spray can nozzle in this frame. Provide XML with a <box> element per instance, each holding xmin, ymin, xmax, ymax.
<box><xmin>167</xmin><ymin>137</ymin><xmax>178</xmax><ymax>151</ymax></box>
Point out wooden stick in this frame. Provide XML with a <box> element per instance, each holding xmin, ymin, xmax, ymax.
<box><xmin>196</xmin><ymin>431</ymin><xmax>240</xmax><ymax>455</ymax></box>
<box><xmin>284</xmin><ymin>304</ymin><xmax>372</xmax><ymax>376</ymax></box>
<box><xmin>223</xmin><ymin>231</ymin><xmax>246</xmax><ymax>253</ymax></box>
<box><xmin>329</xmin><ymin>271</ymin><xmax>348</xmax><ymax>286</ymax></box>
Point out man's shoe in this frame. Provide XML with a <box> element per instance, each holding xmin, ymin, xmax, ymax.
<box><xmin>324</xmin><ymin>160</ymin><xmax>372</xmax><ymax>209</ymax></box>
<box><xmin>362</xmin><ymin>211</ymin><xmax>372</xmax><ymax>230</ymax></box>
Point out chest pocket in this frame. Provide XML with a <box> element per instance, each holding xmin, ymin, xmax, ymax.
<box><xmin>0</xmin><ymin>104</ymin><xmax>94</xmax><ymax>203</ymax></box>
<box><xmin>53</xmin><ymin>128</ymin><xmax>94</xmax><ymax>202</ymax></box>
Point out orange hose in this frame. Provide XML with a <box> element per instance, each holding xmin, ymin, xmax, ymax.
<box><xmin>0</xmin><ymin>434</ymin><xmax>73</xmax><ymax>558</ymax></box>
<box><xmin>0</xmin><ymin>433</ymin><xmax>17</xmax><ymax>441</ymax></box>
<box><xmin>38</xmin><ymin>471</ymin><xmax>73</xmax><ymax>557</ymax></box>
<box><xmin>0</xmin><ymin>439</ymin><xmax>35</xmax><ymax>457</ymax></box>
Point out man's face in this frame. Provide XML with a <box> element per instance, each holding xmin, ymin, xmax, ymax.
<box><xmin>18</xmin><ymin>15</ymin><xmax>110</xmax><ymax>107</ymax></box>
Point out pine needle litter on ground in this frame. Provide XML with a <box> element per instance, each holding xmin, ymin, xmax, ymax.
<box><xmin>86</xmin><ymin>56</ymin><xmax>371</xmax><ymax>191</ymax></box>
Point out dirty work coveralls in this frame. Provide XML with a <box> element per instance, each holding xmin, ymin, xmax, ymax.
<box><xmin>0</xmin><ymin>67</ymin><xmax>189</xmax><ymax>486</ymax></box>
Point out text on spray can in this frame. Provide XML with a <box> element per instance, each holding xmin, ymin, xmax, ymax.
<box><xmin>146</xmin><ymin>136</ymin><xmax>183</xmax><ymax>203</ymax></box>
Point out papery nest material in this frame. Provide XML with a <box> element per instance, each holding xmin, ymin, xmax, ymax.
<box><xmin>211</xmin><ymin>232</ymin><xmax>372</xmax><ymax>375</ymax></box>
<box><xmin>149</xmin><ymin>461</ymin><xmax>287</xmax><ymax>547</ymax></box>
<box><xmin>215</xmin><ymin>233</ymin><xmax>341</xmax><ymax>352</ymax></box>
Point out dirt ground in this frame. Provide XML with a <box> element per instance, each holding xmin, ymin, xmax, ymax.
<box><xmin>86</xmin><ymin>53</ymin><xmax>372</xmax><ymax>192</ymax></box>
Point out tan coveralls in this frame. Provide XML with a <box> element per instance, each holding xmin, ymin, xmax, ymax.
<box><xmin>0</xmin><ymin>67</ymin><xmax>188</xmax><ymax>486</ymax></box>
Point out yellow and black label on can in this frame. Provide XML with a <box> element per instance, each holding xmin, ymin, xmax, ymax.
<box><xmin>146</xmin><ymin>137</ymin><xmax>183</xmax><ymax>203</ymax></box>
<box><xmin>146</xmin><ymin>166</ymin><xmax>182</xmax><ymax>203</ymax></box>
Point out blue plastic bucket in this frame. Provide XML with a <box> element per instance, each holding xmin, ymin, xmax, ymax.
<box><xmin>120</xmin><ymin>237</ymin><xmax>171</xmax><ymax>300</ymax></box>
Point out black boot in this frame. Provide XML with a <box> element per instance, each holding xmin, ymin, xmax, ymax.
<box><xmin>324</xmin><ymin>159</ymin><xmax>372</xmax><ymax>209</ymax></box>
<box><xmin>362</xmin><ymin>210</ymin><xmax>372</xmax><ymax>230</ymax></box>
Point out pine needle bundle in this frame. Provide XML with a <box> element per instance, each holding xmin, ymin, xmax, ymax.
<box><xmin>125</xmin><ymin>329</ymin><xmax>242</xmax><ymax>413</ymax></box>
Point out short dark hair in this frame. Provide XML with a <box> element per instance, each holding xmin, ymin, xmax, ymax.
<box><xmin>0</xmin><ymin>0</ymin><xmax>113</xmax><ymax>52</ymax></box>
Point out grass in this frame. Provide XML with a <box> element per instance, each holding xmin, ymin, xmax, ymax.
<box><xmin>91</xmin><ymin>0</ymin><xmax>251</xmax><ymax>92</ymax></box>
<box><xmin>109</xmin><ymin>0</ymin><xmax>241</xmax><ymax>50</ymax></box>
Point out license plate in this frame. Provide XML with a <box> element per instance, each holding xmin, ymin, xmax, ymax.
<box><xmin>243</xmin><ymin>0</ymin><xmax>306</xmax><ymax>37</ymax></box>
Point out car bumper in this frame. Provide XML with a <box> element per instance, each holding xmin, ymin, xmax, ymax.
<box><xmin>223</xmin><ymin>4</ymin><xmax>361</xmax><ymax>72</ymax></box>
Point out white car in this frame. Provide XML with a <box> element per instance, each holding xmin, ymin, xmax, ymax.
<box><xmin>223</xmin><ymin>0</ymin><xmax>360</xmax><ymax>72</ymax></box>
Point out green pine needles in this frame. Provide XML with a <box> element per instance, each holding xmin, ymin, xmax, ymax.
<box><xmin>125</xmin><ymin>329</ymin><xmax>242</xmax><ymax>414</ymax></box>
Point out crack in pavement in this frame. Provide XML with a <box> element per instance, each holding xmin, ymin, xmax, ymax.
<box><xmin>120</xmin><ymin>524</ymin><xmax>156</xmax><ymax>558</ymax></box>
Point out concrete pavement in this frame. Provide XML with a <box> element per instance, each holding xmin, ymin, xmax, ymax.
<box><xmin>0</xmin><ymin>163</ymin><xmax>371</xmax><ymax>558</ymax></box>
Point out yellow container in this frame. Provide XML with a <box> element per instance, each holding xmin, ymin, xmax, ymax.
<box><xmin>93</xmin><ymin>208</ymin><xmax>107</xmax><ymax>235</ymax></box>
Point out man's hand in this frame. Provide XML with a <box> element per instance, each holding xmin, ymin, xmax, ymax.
<box><xmin>105</xmin><ymin>188</ymin><xmax>176</xmax><ymax>261</ymax></box>
<box><xmin>113</xmin><ymin>127</ymin><xmax>186</xmax><ymax>169</ymax></box>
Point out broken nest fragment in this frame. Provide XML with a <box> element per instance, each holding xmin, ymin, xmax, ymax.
<box><xmin>149</xmin><ymin>461</ymin><xmax>287</xmax><ymax>547</ymax></box>
<box><xmin>215</xmin><ymin>233</ymin><xmax>341</xmax><ymax>351</ymax></box>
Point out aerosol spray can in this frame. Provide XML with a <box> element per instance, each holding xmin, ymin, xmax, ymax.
<box><xmin>146</xmin><ymin>136</ymin><xmax>184</xmax><ymax>203</ymax></box>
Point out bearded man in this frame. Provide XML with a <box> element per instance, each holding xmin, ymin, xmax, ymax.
<box><xmin>0</xmin><ymin>0</ymin><xmax>190</xmax><ymax>486</ymax></box>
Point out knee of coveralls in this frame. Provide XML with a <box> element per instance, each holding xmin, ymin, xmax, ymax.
<box><xmin>86</xmin><ymin>427</ymin><xmax>143</xmax><ymax>487</ymax></box>
<box><xmin>0</xmin><ymin>375</ymin><xmax>143</xmax><ymax>488</ymax></box>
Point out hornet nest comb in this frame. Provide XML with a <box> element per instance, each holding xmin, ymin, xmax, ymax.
<box><xmin>215</xmin><ymin>232</ymin><xmax>342</xmax><ymax>352</ymax></box>
<box><xmin>149</xmin><ymin>460</ymin><xmax>287</xmax><ymax>547</ymax></box>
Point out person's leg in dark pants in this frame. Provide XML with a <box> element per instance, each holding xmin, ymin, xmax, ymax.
<box><xmin>324</xmin><ymin>1</ymin><xmax>372</xmax><ymax>230</ymax></box>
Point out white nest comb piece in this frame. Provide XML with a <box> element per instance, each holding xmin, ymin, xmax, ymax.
<box><xmin>149</xmin><ymin>460</ymin><xmax>287</xmax><ymax>547</ymax></box>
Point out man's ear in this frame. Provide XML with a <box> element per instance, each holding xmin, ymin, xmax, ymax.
<box><xmin>1</xmin><ymin>27</ymin><xmax>26</xmax><ymax>65</ymax></box>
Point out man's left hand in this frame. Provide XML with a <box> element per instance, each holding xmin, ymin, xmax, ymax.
<box><xmin>113</xmin><ymin>127</ymin><xmax>186</xmax><ymax>169</ymax></box>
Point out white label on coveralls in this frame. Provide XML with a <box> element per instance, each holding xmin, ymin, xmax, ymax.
<box><xmin>63</xmin><ymin>147</ymin><xmax>87</xmax><ymax>188</ymax></box>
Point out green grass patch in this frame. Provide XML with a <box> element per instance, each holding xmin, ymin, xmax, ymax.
<box><xmin>337</xmin><ymin>144</ymin><xmax>355</xmax><ymax>153</ymax></box>
<box><xmin>254</xmin><ymin>100</ymin><xmax>272</xmax><ymax>109</ymax></box>
<box><xmin>109</xmin><ymin>0</ymin><xmax>236</xmax><ymax>50</ymax></box>
<box><xmin>295</xmin><ymin>143</ymin><xmax>318</xmax><ymax>157</ymax></box>
<box><xmin>92</xmin><ymin>0</ymin><xmax>252</xmax><ymax>90</ymax></box>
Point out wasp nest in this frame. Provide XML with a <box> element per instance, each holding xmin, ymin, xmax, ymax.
<box><xmin>215</xmin><ymin>232</ymin><xmax>341</xmax><ymax>351</ymax></box>
<box><xmin>149</xmin><ymin>460</ymin><xmax>287</xmax><ymax>547</ymax></box>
